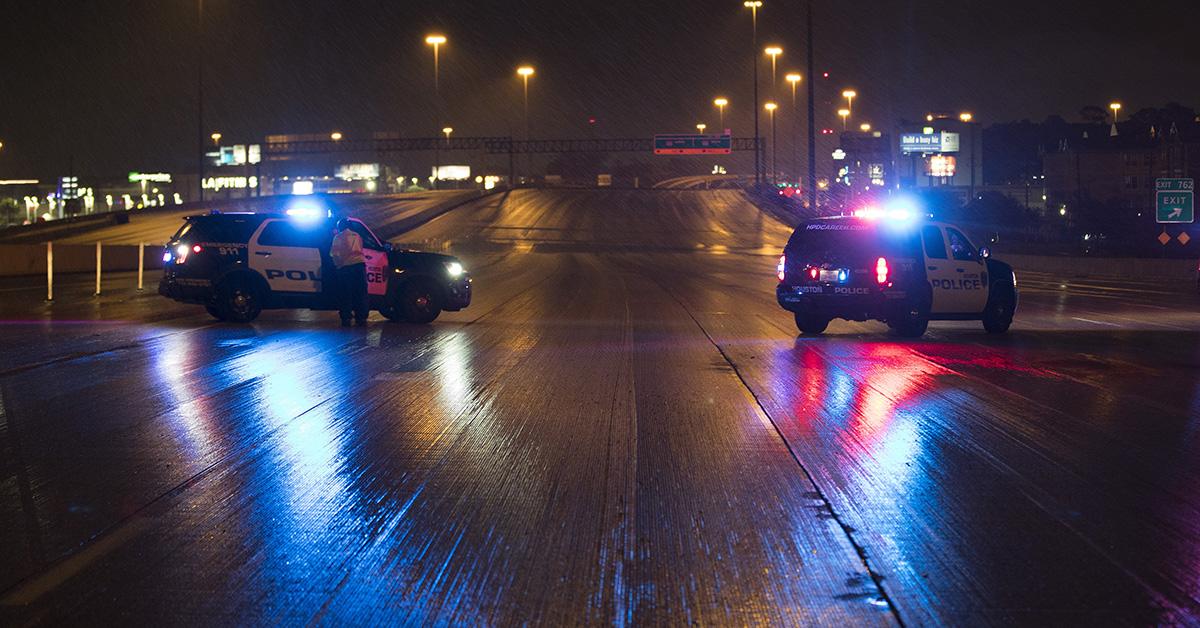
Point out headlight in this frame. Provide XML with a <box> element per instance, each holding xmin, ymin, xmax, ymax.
<box><xmin>445</xmin><ymin>261</ymin><xmax>464</xmax><ymax>277</ymax></box>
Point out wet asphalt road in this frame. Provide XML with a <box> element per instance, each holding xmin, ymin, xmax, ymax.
<box><xmin>3</xmin><ymin>189</ymin><xmax>1200</xmax><ymax>625</ymax></box>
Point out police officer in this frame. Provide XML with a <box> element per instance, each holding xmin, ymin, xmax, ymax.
<box><xmin>330</xmin><ymin>219</ymin><xmax>368</xmax><ymax>326</ymax></box>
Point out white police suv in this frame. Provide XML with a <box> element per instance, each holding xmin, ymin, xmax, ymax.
<box><xmin>775</xmin><ymin>208</ymin><xmax>1017</xmax><ymax>337</ymax></box>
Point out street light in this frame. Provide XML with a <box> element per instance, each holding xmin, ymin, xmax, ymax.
<box><xmin>330</xmin><ymin>131</ymin><xmax>343</xmax><ymax>141</ymax></box>
<box><xmin>764</xmin><ymin>46</ymin><xmax>782</xmax><ymax>88</ymax></box>
<box><xmin>696</xmin><ymin>123</ymin><xmax>707</xmax><ymax>133</ymax></box>
<box><xmin>841</xmin><ymin>89</ymin><xmax>856</xmax><ymax>118</ymax></box>
<box><xmin>713</xmin><ymin>97</ymin><xmax>728</xmax><ymax>129</ymax></box>
<box><xmin>744</xmin><ymin>1</ymin><xmax>763</xmax><ymax>184</ymax></box>
<box><xmin>517</xmin><ymin>65</ymin><xmax>535</xmax><ymax>183</ymax></box>
<box><xmin>517</xmin><ymin>66</ymin><xmax>535</xmax><ymax>141</ymax></box>
<box><xmin>837</xmin><ymin>108</ymin><xmax>850</xmax><ymax>130</ymax></box>
<box><xmin>210</xmin><ymin>132</ymin><xmax>222</xmax><ymax>145</ymax></box>
<box><xmin>785</xmin><ymin>73</ymin><xmax>801</xmax><ymax>183</ymax></box>
<box><xmin>785</xmin><ymin>73</ymin><xmax>802</xmax><ymax>106</ymax></box>
<box><xmin>442</xmin><ymin>127</ymin><xmax>453</xmax><ymax>141</ymax></box>
<box><xmin>1109</xmin><ymin>102</ymin><xmax>1122</xmax><ymax>123</ymax></box>
<box><xmin>424</xmin><ymin>34</ymin><xmax>447</xmax><ymax>93</ymax></box>
<box><xmin>765</xmin><ymin>101</ymin><xmax>778</xmax><ymax>183</ymax></box>
<box><xmin>859</xmin><ymin>123</ymin><xmax>871</xmax><ymax>132</ymax></box>
<box><xmin>960</xmin><ymin>112</ymin><xmax>977</xmax><ymax>198</ymax></box>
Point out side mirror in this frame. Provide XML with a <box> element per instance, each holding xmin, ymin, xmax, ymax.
<box><xmin>978</xmin><ymin>247</ymin><xmax>991</xmax><ymax>259</ymax></box>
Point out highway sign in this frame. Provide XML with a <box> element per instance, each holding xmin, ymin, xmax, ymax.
<box><xmin>1156</xmin><ymin>178</ymin><xmax>1194</xmax><ymax>224</ymax></box>
<box><xmin>654</xmin><ymin>134</ymin><xmax>732</xmax><ymax>155</ymax></box>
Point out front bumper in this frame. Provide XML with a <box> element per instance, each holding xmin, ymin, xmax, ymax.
<box><xmin>442</xmin><ymin>275</ymin><xmax>472</xmax><ymax>311</ymax></box>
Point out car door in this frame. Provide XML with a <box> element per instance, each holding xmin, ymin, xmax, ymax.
<box><xmin>347</xmin><ymin>219</ymin><xmax>389</xmax><ymax>297</ymax></box>
<box><xmin>249</xmin><ymin>219</ymin><xmax>326</xmax><ymax>293</ymax></box>
<box><xmin>922</xmin><ymin>224</ymin><xmax>963</xmax><ymax>315</ymax></box>
<box><xmin>944</xmin><ymin>226</ymin><xmax>990</xmax><ymax>314</ymax></box>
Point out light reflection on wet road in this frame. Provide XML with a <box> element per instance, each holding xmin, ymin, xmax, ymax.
<box><xmin>3</xmin><ymin>189</ymin><xmax>1200</xmax><ymax>624</ymax></box>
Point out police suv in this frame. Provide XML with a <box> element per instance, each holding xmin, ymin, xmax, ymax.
<box><xmin>775</xmin><ymin>210</ymin><xmax>1017</xmax><ymax>337</ymax></box>
<box><xmin>158</xmin><ymin>209</ymin><xmax>470</xmax><ymax>323</ymax></box>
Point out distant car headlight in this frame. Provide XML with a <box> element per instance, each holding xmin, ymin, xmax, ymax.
<box><xmin>445</xmin><ymin>261</ymin><xmax>464</xmax><ymax>277</ymax></box>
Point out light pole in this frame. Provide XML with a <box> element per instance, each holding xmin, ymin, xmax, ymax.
<box><xmin>1109</xmin><ymin>102</ymin><xmax>1122</xmax><ymax>124</ymax></box>
<box><xmin>743</xmin><ymin>0</ymin><xmax>762</xmax><ymax>185</ymax></box>
<box><xmin>859</xmin><ymin>123</ymin><xmax>871</xmax><ymax>132</ymax></box>
<box><xmin>765</xmin><ymin>102</ymin><xmax>778</xmax><ymax>183</ymax></box>
<box><xmin>764</xmin><ymin>46</ymin><xmax>782</xmax><ymax>91</ymax></box>
<box><xmin>330</xmin><ymin>131</ymin><xmax>343</xmax><ymax>141</ymax></box>
<box><xmin>426</xmin><ymin>34</ymin><xmax>447</xmax><ymax>190</ymax></box>
<box><xmin>210</xmin><ymin>132</ymin><xmax>221</xmax><ymax>146</ymax></box>
<box><xmin>786</xmin><ymin>73</ymin><xmax>802</xmax><ymax>108</ymax></box>
<box><xmin>425</xmin><ymin>34</ymin><xmax>446</xmax><ymax>93</ymax></box>
<box><xmin>517</xmin><ymin>66</ymin><xmax>535</xmax><ymax>183</ymax></box>
<box><xmin>786</xmin><ymin>73</ymin><xmax>801</xmax><ymax>182</ymax></box>
<box><xmin>713</xmin><ymin>97</ymin><xmax>728</xmax><ymax>130</ymax></box>
<box><xmin>960</xmin><ymin>112</ymin><xmax>976</xmax><ymax>200</ymax></box>
<box><xmin>696</xmin><ymin>123</ymin><xmax>707</xmax><ymax>133</ymax></box>
<box><xmin>842</xmin><ymin>89</ymin><xmax>856</xmax><ymax>117</ymax></box>
<box><xmin>805</xmin><ymin>0</ymin><xmax>816</xmax><ymax>209</ymax></box>
<box><xmin>196</xmin><ymin>0</ymin><xmax>205</xmax><ymax>202</ymax></box>
<box><xmin>837</xmin><ymin>108</ymin><xmax>849</xmax><ymax>130</ymax></box>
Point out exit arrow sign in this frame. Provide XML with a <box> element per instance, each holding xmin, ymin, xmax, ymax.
<box><xmin>1157</xmin><ymin>178</ymin><xmax>1194</xmax><ymax>224</ymax></box>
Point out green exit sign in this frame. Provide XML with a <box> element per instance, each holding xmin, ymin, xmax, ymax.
<box><xmin>1156</xmin><ymin>178</ymin><xmax>1194</xmax><ymax>224</ymax></box>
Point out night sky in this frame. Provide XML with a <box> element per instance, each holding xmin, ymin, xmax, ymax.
<box><xmin>2</xmin><ymin>0</ymin><xmax>1198</xmax><ymax>179</ymax></box>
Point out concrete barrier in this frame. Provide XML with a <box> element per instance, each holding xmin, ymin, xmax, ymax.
<box><xmin>1002</xmin><ymin>253</ymin><xmax>1196</xmax><ymax>281</ymax></box>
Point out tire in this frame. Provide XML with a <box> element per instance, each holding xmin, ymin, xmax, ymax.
<box><xmin>215</xmin><ymin>276</ymin><xmax>263</xmax><ymax>323</ymax></box>
<box><xmin>399</xmin><ymin>278</ymin><xmax>442</xmax><ymax>324</ymax></box>
<box><xmin>891</xmin><ymin>300</ymin><xmax>929</xmax><ymax>338</ymax></box>
<box><xmin>205</xmin><ymin>305</ymin><xmax>227</xmax><ymax>321</ymax></box>
<box><xmin>378</xmin><ymin>300</ymin><xmax>403</xmax><ymax>322</ymax></box>
<box><xmin>982</xmin><ymin>291</ymin><xmax>1015</xmax><ymax>334</ymax></box>
<box><xmin>794</xmin><ymin>312</ymin><xmax>829</xmax><ymax>335</ymax></box>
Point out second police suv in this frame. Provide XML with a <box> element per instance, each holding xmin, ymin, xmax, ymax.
<box><xmin>776</xmin><ymin>207</ymin><xmax>1017</xmax><ymax>338</ymax></box>
<box><xmin>158</xmin><ymin>204</ymin><xmax>470</xmax><ymax>323</ymax></box>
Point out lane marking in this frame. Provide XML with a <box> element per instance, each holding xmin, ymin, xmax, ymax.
<box><xmin>1071</xmin><ymin>317</ymin><xmax>1120</xmax><ymax>327</ymax></box>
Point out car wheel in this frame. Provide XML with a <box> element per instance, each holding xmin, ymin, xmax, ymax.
<box><xmin>982</xmin><ymin>292</ymin><xmax>1015</xmax><ymax>334</ymax></box>
<box><xmin>891</xmin><ymin>300</ymin><xmax>929</xmax><ymax>338</ymax></box>
<box><xmin>378</xmin><ymin>301</ymin><xmax>404</xmax><ymax>322</ymax></box>
<box><xmin>400</xmin><ymin>278</ymin><xmax>442</xmax><ymax>324</ymax></box>
<box><xmin>216</xmin><ymin>277</ymin><xmax>263</xmax><ymax>323</ymax></box>
<box><xmin>794</xmin><ymin>312</ymin><xmax>829</xmax><ymax>335</ymax></box>
<box><xmin>205</xmin><ymin>305</ymin><xmax>228</xmax><ymax>321</ymax></box>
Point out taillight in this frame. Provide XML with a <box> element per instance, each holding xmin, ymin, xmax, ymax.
<box><xmin>808</xmin><ymin>267</ymin><xmax>819</xmax><ymax>280</ymax></box>
<box><xmin>875</xmin><ymin>257</ymin><xmax>889</xmax><ymax>285</ymax></box>
<box><xmin>776</xmin><ymin>255</ymin><xmax>786</xmax><ymax>282</ymax></box>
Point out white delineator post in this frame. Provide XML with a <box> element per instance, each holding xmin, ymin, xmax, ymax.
<box><xmin>95</xmin><ymin>242</ymin><xmax>102</xmax><ymax>296</ymax></box>
<box><xmin>46</xmin><ymin>242</ymin><xmax>54</xmax><ymax>301</ymax></box>
<box><xmin>138</xmin><ymin>242</ymin><xmax>145</xmax><ymax>291</ymax></box>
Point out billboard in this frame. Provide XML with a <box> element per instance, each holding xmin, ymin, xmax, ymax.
<box><xmin>900</xmin><ymin>131</ymin><xmax>960</xmax><ymax>154</ymax></box>
<box><xmin>432</xmin><ymin>165</ymin><xmax>471</xmax><ymax>181</ymax></box>
<box><xmin>337</xmin><ymin>163</ymin><xmax>381</xmax><ymax>180</ymax></box>
<box><xmin>926</xmin><ymin>155</ymin><xmax>957</xmax><ymax>177</ymax></box>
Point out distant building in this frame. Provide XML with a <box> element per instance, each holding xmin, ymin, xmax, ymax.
<box><xmin>1043</xmin><ymin>124</ymin><xmax>1199</xmax><ymax>216</ymax></box>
